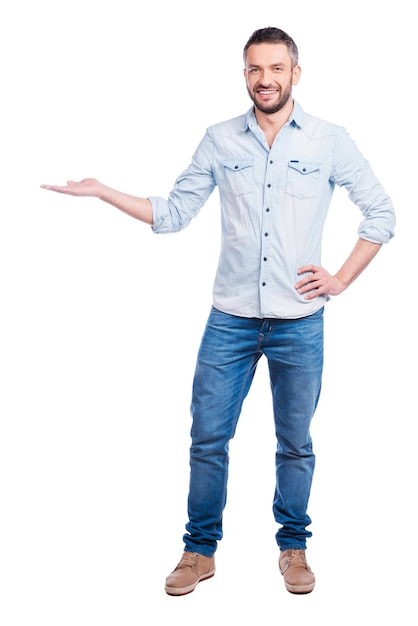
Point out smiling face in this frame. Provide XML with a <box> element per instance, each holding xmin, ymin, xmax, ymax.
<box><xmin>244</xmin><ymin>43</ymin><xmax>301</xmax><ymax>115</ymax></box>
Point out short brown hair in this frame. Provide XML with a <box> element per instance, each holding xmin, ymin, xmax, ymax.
<box><xmin>243</xmin><ymin>27</ymin><xmax>299</xmax><ymax>68</ymax></box>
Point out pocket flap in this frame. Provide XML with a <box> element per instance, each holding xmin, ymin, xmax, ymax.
<box><xmin>223</xmin><ymin>159</ymin><xmax>254</xmax><ymax>172</ymax></box>
<box><xmin>288</xmin><ymin>161</ymin><xmax>320</xmax><ymax>175</ymax></box>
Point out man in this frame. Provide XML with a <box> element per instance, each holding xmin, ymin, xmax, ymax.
<box><xmin>41</xmin><ymin>27</ymin><xmax>395</xmax><ymax>595</ymax></box>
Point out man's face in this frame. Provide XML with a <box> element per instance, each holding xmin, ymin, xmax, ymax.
<box><xmin>244</xmin><ymin>43</ymin><xmax>301</xmax><ymax>115</ymax></box>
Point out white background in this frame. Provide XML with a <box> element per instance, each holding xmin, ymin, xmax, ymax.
<box><xmin>0</xmin><ymin>1</ymin><xmax>415</xmax><ymax>624</ymax></box>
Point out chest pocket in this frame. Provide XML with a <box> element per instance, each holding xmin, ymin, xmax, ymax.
<box><xmin>222</xmin><ymin>159</ymin><xmax>254</xmax><ymax>196</ymax></box>
<box><xmin>286</xmin><ymin>161</ymin><xmax>321</xmax><ymax>199</ymax></box>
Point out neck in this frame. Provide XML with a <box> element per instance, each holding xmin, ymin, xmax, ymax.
<box><xmin>254</xmin><ymin>99</ymin><xmax>294</xmax><ymax>146</ymax></box>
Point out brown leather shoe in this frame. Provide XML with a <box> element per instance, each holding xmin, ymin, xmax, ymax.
<box><xmin>279</xmin><ymin>549</ymin><xmax>315</xmax><ymax>594</ymax></box>
<box><xmin>165</xmin><ymin>551</ymin><xmax>216</xmax><ymax>596</ymax></box>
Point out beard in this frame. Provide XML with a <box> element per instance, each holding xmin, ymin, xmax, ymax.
<box><xmin>247</xmin><ymin>79</ymin><xmax>293</xmax><ymax>115</ymax></box>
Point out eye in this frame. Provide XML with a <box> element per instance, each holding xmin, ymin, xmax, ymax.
<box><xmin>249</xmin><ymin>68</ymin><xmax>259</xmax><ymax>74</ymax></box>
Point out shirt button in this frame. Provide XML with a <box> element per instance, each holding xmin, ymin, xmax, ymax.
<box><xmin>267</xmin><ymin>183</ymin><xmax>271</xmax><ymax>188</ymax></box>
<box><xmin>269</xmin><ymin>160</ymin><xmax>273</xmax><ymax>164</ymax></box>
<box><xmin>234</xmin><ymin>165</ymin><xmax>239</xmax><ymax>169</ymax></box>
<box><xmin>264</xmin><ymin>232</ymin><xmax>269</xmax><ymax>237</ymax></box>
<box><xmin>264</xmin><ymin>257</ymin><xmax>267</xmax><ymax>261</ymax></box>
<box><xmin>266</xmin><ymin>207</ymin><xmax>270</xmax><ymax>212</ymax></box>
<box><xmin>262</xmin><ymin>282</ymin><xmax>266</xmax><ymax>286</ymax></box>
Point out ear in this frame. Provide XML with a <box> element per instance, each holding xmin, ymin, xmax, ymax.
<box><xmin>292</xmin><ymin>65</ymin><xmax>301</xmax><ymax>86</ymax></box>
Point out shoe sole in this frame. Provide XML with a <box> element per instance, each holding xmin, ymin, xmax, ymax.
<box><xmin>165</xmin><ymin>570</ymin><xmax>215</xmax><ymax>596</ymax></box>
<box><xmin>284</xmin><ymin>581</ymin><xmax>315</xmax><ymax>594</ymax></box>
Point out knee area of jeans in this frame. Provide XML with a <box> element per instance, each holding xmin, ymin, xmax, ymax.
<box><xmin>190</xmin><ymin>443</ymin><xmax>229</xmax><ymax>459</ymax></box>
<box><xmin>276</xmin><ymin>444</ymin><xmax>314</xmax><ymax>458</ymax></box>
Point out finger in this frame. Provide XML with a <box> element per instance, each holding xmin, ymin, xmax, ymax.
<box><xmin>40</xmin><ymin>184</ymin><xmax>62</xmax><ymax>189</ymax></box>
<box><xmin>297</xmin><ymin>283</ymin><xmax>319</xmax><ymax>295</ymax></box>
<box><xmin>297</xmin><ymin>264</ymin><xmax>318</xmax><ymax>275</ymax></box>
<box><xmin>40</xmin><ymin>184</ymin><xmax>66</xmax><ymax>192</ymax></box>
<box><xmin>295</xmin><ymin>274</ymin><xmax>318</xmax><ymax>289</ymax></box>
<box><xmin>303</xmin><ymin>291</ymin><xmax>320</xmax><ymax>301</ymax></box>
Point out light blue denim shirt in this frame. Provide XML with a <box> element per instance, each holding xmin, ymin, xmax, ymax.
<box><xmin>150</xmin><ymin>101</ymin><xmax>395</xmax><ymax>319</ymax></box>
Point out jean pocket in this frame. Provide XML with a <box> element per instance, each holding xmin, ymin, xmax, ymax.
<box><xmin>222</xmin><ymin>159</ymin><xmax>254</xmax><ymax>196</ymax></box>
<box><xmin>286</xmin><ymin>161</ymin><xmax>320</xmax><ymax>199</ymax></box>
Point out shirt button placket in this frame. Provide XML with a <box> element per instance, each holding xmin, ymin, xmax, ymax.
<box><xmin>260</xmin><ymin>160</ymin><xmax>274</xmax><ymax>313</ymax></box>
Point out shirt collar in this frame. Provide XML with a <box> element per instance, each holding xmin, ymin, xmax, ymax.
<box><xmin>242</xmin><ymin>100</ymin><xmax>304</xmax><ymax>132</ymax></box>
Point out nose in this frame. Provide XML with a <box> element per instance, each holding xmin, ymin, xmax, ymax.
<box><xmin>259</xmin><ymin>69</ymin><xmax>275</xmax><ymax>84</ymax></box>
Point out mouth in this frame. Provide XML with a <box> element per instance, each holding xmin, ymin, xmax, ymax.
<box><xmin>255</xmin><ymin>87</ymin><xmax>279</xmax><ymax>99</ymax></box>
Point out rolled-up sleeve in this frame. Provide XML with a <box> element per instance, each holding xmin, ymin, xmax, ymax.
<box><xmin>150</xmin><ymin>130</ymin><xmax>217</xmax><ymax>234</ymax></box>
<box><xmin>331</xmin><ymin>128</ymin><xmax>396</xmax><ymax>244</ymax></box>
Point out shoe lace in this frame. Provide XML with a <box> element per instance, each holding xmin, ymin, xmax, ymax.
<box><xmin>288</xmin><ymin>550</ymin><xmax>308</xmax><ymax>568</ymax></box>
<box><xmin>177</xmin><ymin>552</ymin><xmax>197</xmax><ymax>569</ymax></box>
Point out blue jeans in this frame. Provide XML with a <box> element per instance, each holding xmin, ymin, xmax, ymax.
<box><xmin>183</xmin><ymin>306</ymin><xmax>324</xmax><ymax>556</ymax></box>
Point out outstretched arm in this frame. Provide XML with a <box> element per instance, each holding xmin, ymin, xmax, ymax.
<box><xmin>40</xmin><ymin>178</ymin><xmax>153</xmax><ymax>225</ymax></box>
<box><xmin>295</xmin><ymin>238</ymin><xmax>382</xmax><ymax>300</ymax></box>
